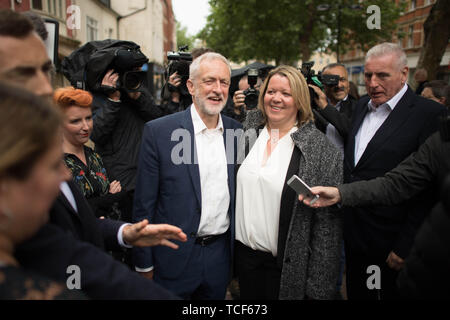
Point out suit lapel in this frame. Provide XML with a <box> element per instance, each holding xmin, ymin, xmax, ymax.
<box><xmin>355</xmin><ymin>88</ymin><xmax>415</xmax><ymax>170</ymax></box>
<box><xmin>58</xmin><ymin>185</ymin><xmax>79</xmax><ymax>218</ymax></box>
<box><xmin>181</xmin><ymin>107</ymin><xmax>202</xmax><ymax>207</ymax></box>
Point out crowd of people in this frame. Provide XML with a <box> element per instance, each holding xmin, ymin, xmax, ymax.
<box><xmin>0</xmin><ymin>9</ymin><xmax>449</xmax><ymax>300</ymax></box>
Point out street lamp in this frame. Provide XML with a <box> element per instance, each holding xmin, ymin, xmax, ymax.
<box><xmin>317</xmin><ymin>3</ymin><xmax>363</xmax><ymax>62</ymax></box>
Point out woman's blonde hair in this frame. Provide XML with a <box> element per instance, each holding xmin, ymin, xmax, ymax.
<box><xmin>0</xmin><ymin>82</ymin><xmax>61</xmax><ymax>180</ymax></box>
<box><xmin>257</xmin><ymin>65</ymin><xmax>313</xmax><ymax>127</ymax></box>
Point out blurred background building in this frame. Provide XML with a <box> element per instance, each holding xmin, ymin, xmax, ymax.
<box><xmin>0</xmin><ymin>0</ymin><xmax>177</xmax><ymax>99</ymax></box>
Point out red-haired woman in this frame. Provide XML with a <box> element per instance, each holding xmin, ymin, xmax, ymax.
<box><xmin>54</xmin><ymin>87</ymin><xmax>131</xmax><ymax>222</ymax></box>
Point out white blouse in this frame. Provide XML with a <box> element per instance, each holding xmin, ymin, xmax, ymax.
<box><xmin>235</xmin><ymin>125</ymin><xmax>297</xmax><ymax>256</ymax></box>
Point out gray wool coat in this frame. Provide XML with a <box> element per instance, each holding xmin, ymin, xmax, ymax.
<box><xmin>238</xmin><ymin>110</ymin><xmax>344</xmax><ymax>300</ymax></box>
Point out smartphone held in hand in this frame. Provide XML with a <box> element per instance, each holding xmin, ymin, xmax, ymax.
<box><xmin>287</xmin><ymin>175</ymin><xmax>319</xmax><ymax>205</ymax></box>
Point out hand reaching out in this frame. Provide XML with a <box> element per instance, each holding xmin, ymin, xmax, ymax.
<box><xmin>298</xmin><ymin>186</ymin><xmax>342</xmax><ymax>208</ymax></box>
<box><xmin>122</xmin><ymin>219</ymin><xmax>187</xmax><ymax>249</ymax></box>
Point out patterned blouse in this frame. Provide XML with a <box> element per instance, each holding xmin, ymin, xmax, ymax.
<box><xmin>64</xmin><ymin>146</ymin><xmax>110</xmax><ymax>198</ymax></box>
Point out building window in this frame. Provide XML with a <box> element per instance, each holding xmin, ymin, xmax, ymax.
<box><xmin>46</xmin><ymin>0</ymin><xmax>64</xmax><ymax>18</ymax></box>
<box><xmin>32</xmin><ymin>0</ymin><xmax>43</xmax><ymax>10</ymax></box>
<box><xmin>87</xmin><ymin>16</ymin><xmax>98</xmax><ymax>41</ymax></box>
<box><xmin>408</xmin><ymin>25</ymin><xmax>414</xmax><ymax>48</ymax></box>
<box><xmin>58</xmin><ymin>0</ymin><xmax>63</xmax><ymax>19</ymax></box>
<box><xmin>410</xmin><ymin>0</ymin><xmax>416</xmax><ymax>10</ymax></box>
<box><xmin>47</xmin><ymin>0</ymin><xmax>56</xmax><ymax>15</ymax></box>
<box><xmin>99</xmin><ymin>0</ymin><xmax>111</xmax><ymax>8</ymax></box>
<box><xmin>108</xmin><ymin>28</ymin><xmax>114</xmax><ymax>39</ymax></box>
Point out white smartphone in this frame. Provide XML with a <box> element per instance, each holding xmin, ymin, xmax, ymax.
<box><xmin>287</xmin><ymin>174</ymin><xmax>319</xmax><ymax>205</ymax></box>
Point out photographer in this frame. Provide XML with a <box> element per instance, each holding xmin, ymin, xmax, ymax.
<box><xmin>160</xmin><ymin>47</ymin><xmax>212</xmax><ymax>114</ymax></box>
<box><xmin>90</xmin><ymin>48</ymin><xmax>166</xmax><ymax>196</ymax></box>
<box><xmin>307</xmin><ymin>63</ymin><xmax>356</xmax><ymax>153</ymax></box>
<box><xmin>231</xmin><ymin>70</ymin><xmax>263</xmax><ymax>122</ymax></box>
<box><xmin>222</xmin><ymin>68</ymin><xmax>266</xmax><ymax>123</ymax></box>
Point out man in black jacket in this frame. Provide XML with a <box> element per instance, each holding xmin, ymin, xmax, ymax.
<box><xmin>299</xmin><ymin>116</ymin><xmax>450</xmax><ymax>208</ymax></box>
<box><xmin>300</xmin><ymin>116</ymin><xmax>450</xmax><ymax>298</ymax></box>
<box><xmin>304</xmin><ymin>43</ymin><xmax>445</xmax><ymax>300</ymax></box>
<box><xmin>309</xmin><ymin>63</ymin><xmax>356</xmax><ymax>154</ymax></box>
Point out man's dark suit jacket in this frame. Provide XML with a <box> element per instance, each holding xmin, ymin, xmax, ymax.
<box><xmin>342</xmin><ymin>87</ymin><xmax>446</xmax><ymax>258</ymax></box>
<box><xmin>133</xmin><ymin>106</ymin><xmax>242</xmax><ymax>282</ymax></box>
<box><xmin>15</xmin><ymin>181</ymin><xmax>178</xmax><ymax>299</ymax></box>
<box><xmin>315</xmin><ymin>95</ymin><xmax>357</xmax><ymax>138</ymax></box>
<box><xmin>50</xmin><ymin>180</ymin><xmax>124</xmax><ymax>251</ymax></box>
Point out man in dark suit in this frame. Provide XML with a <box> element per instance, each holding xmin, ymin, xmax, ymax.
<box><xmin>1</xmin><ymin>9</ymin><xmax>186</xmax><ymax>299</ymax></box>
<box><xmin>337</xmin><ymin>43</ymin><xmax>445</xmax><ymax>300</ymax></box>
<box><xmin>133</xmin><ymin>52</ymin><xmax>242</xmax><ymax>299</ymax></box>
<box><xmin>54</xmin><ymin>180</ymin><xmax>186</xmax><ymax>252</ymax></box>
<box><xmin>309</xmin><ymin>63</ymin><xmax>356</xmax><ymax>150</ymax></box>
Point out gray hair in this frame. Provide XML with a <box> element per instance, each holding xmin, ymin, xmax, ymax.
<box><xmin>365</xmin><ymin>42</ymin><xmax>408</xmax><ymax>70</ymax></box>
<box><xmin>322</xmin><ymin>62</ymin><xmax>346</xmax><ymax>73</ymax></box>
<box><xmin>189</xmin><ymin>52</ymin><xmax>231</xmax><ymax>81</ymax></box>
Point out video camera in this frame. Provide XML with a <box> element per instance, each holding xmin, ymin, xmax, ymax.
<box><xmin>166</xmin><ymin>45</ymin><xmax>193</xmax><ymax>96</ymax></box>
<box><xmin>243</xmin><ymin>68</ymin><xmax>260</xmax><ymax>110</ymax></box>
<box><xmin>300</xmin><ymin>61</ymin><xmax>340</xmax><ymax>108</ymax></box>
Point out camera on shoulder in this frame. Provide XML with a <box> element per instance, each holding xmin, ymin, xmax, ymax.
<box><xmin>165</xmin><ymin>45</ymin><xmax>193</xmax><ymax>96</ymax></box>
<box><xmin>300</xmin><ymin>61</ymin><xmax>339</xmax><ymax>109</ymax></box>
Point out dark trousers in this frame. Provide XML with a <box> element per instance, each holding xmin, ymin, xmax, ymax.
<box><xmin>235</xmin><ymin>240</ymin><xmax>281</xmax><ymax>300</ymax></box>
<box><xmin>155</xmin><ymin>232</ymin><xmax>230</xmax><ymax>300</ymax></box>
<box><xmin>345</xmin><ymin>252</ymin><xmax>399</xmax><ymax>300</ymax></box>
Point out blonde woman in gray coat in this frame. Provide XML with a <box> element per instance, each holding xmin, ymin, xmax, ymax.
<box><xmin>235</xmin><ymin>65</ymin><xmax>343</xmax><ymax>300</ymax></box>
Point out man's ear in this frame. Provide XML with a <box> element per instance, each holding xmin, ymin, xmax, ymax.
<box><xmin>186</xmin><ymin>79</ymin><xmax>195</xmax><ymax>96</ymax></box>
<box><xmin>401</xmin><ymin>66</ymin><xmax>409</xmax><ymax>84</ymax></box>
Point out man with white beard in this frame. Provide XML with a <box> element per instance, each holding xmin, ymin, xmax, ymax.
<box><xmin>133</xmin><ymin>52</ymin><xmax>242</xmax><ymax>299</ymax></box>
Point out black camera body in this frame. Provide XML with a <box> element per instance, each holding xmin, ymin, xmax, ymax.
<box><xmin>111</xmin><ymin>48</ymin><xmax>148</xmax><ymax>93</ymax></box>
<box><xmin>243</xmin><ymin>68</ymin><xmax>260</xmax><ymax>109</ymax></box>
<box><xmin>166</xmin><ymin>46</ymin><xmax>193</xmax><ymax>96</ymax></box>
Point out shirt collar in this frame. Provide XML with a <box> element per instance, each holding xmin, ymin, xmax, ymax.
<box><xmin>190</xmin><ymin>104</ymin><xmax>224</xmax><ymax>135</ymax></box>
<box><xmin>328</xmin><ymin>95</ymin><xmax>348</xmax><ymax>109</ymax></box>
<box><xmin>367</xmin><ymin>83</ymin><xmax>408</xmax><ymax>112</ymax></box>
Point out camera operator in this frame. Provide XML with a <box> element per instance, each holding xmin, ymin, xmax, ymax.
<box><xmin>308</xmin><ymin>63</ymin><xmax>356</xmax><ymax>153</ymax></box>
<box><xmin>90</xmin><ymin>50</ymin><xmax>166</xmax><ymax>196</ymax></box>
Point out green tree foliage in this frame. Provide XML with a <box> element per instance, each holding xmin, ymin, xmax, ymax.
<box><xmin>176</xmin><ymin>21</ymin><xmax>194</xmax><ymax>50</ymax></box>
<box><xmin>199</xmin><ymin>0</ymin><xmax>404</xmax><ymax>64</ymax></box>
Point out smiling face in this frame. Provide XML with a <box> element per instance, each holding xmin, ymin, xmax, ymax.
<box><xmin>364</xmin><ymin>53</ymin><xmax>408</xmax><ymax>106</ymax></box>
<box><xmin>62</xmin><ymin>105</ymin><xmax>93</xmax><ymax>147</ymax></box>
<box><xmin>323</xmin><ymin>66</ymin><xmax>349</xmax><ymax>105</ymax></box>
<box><xmin>263</xmin><ymin>74</ymin><xmax>298</xmax><ymax>130</ymax></box>
<box><xmin>187</xmin><ymin>59</ymin><xmax>230</xmax><ymax>116</ymax></box>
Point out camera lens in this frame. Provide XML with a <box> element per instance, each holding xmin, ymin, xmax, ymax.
<box><xmin>124</xmin><ymin>71</ymin><xmax>143</xmax><ymax>90</ymax></box>
<box><xmin>244</xmin><ymin>89</ymin><xmax>259</xmax><ymax>109</ymax></box>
